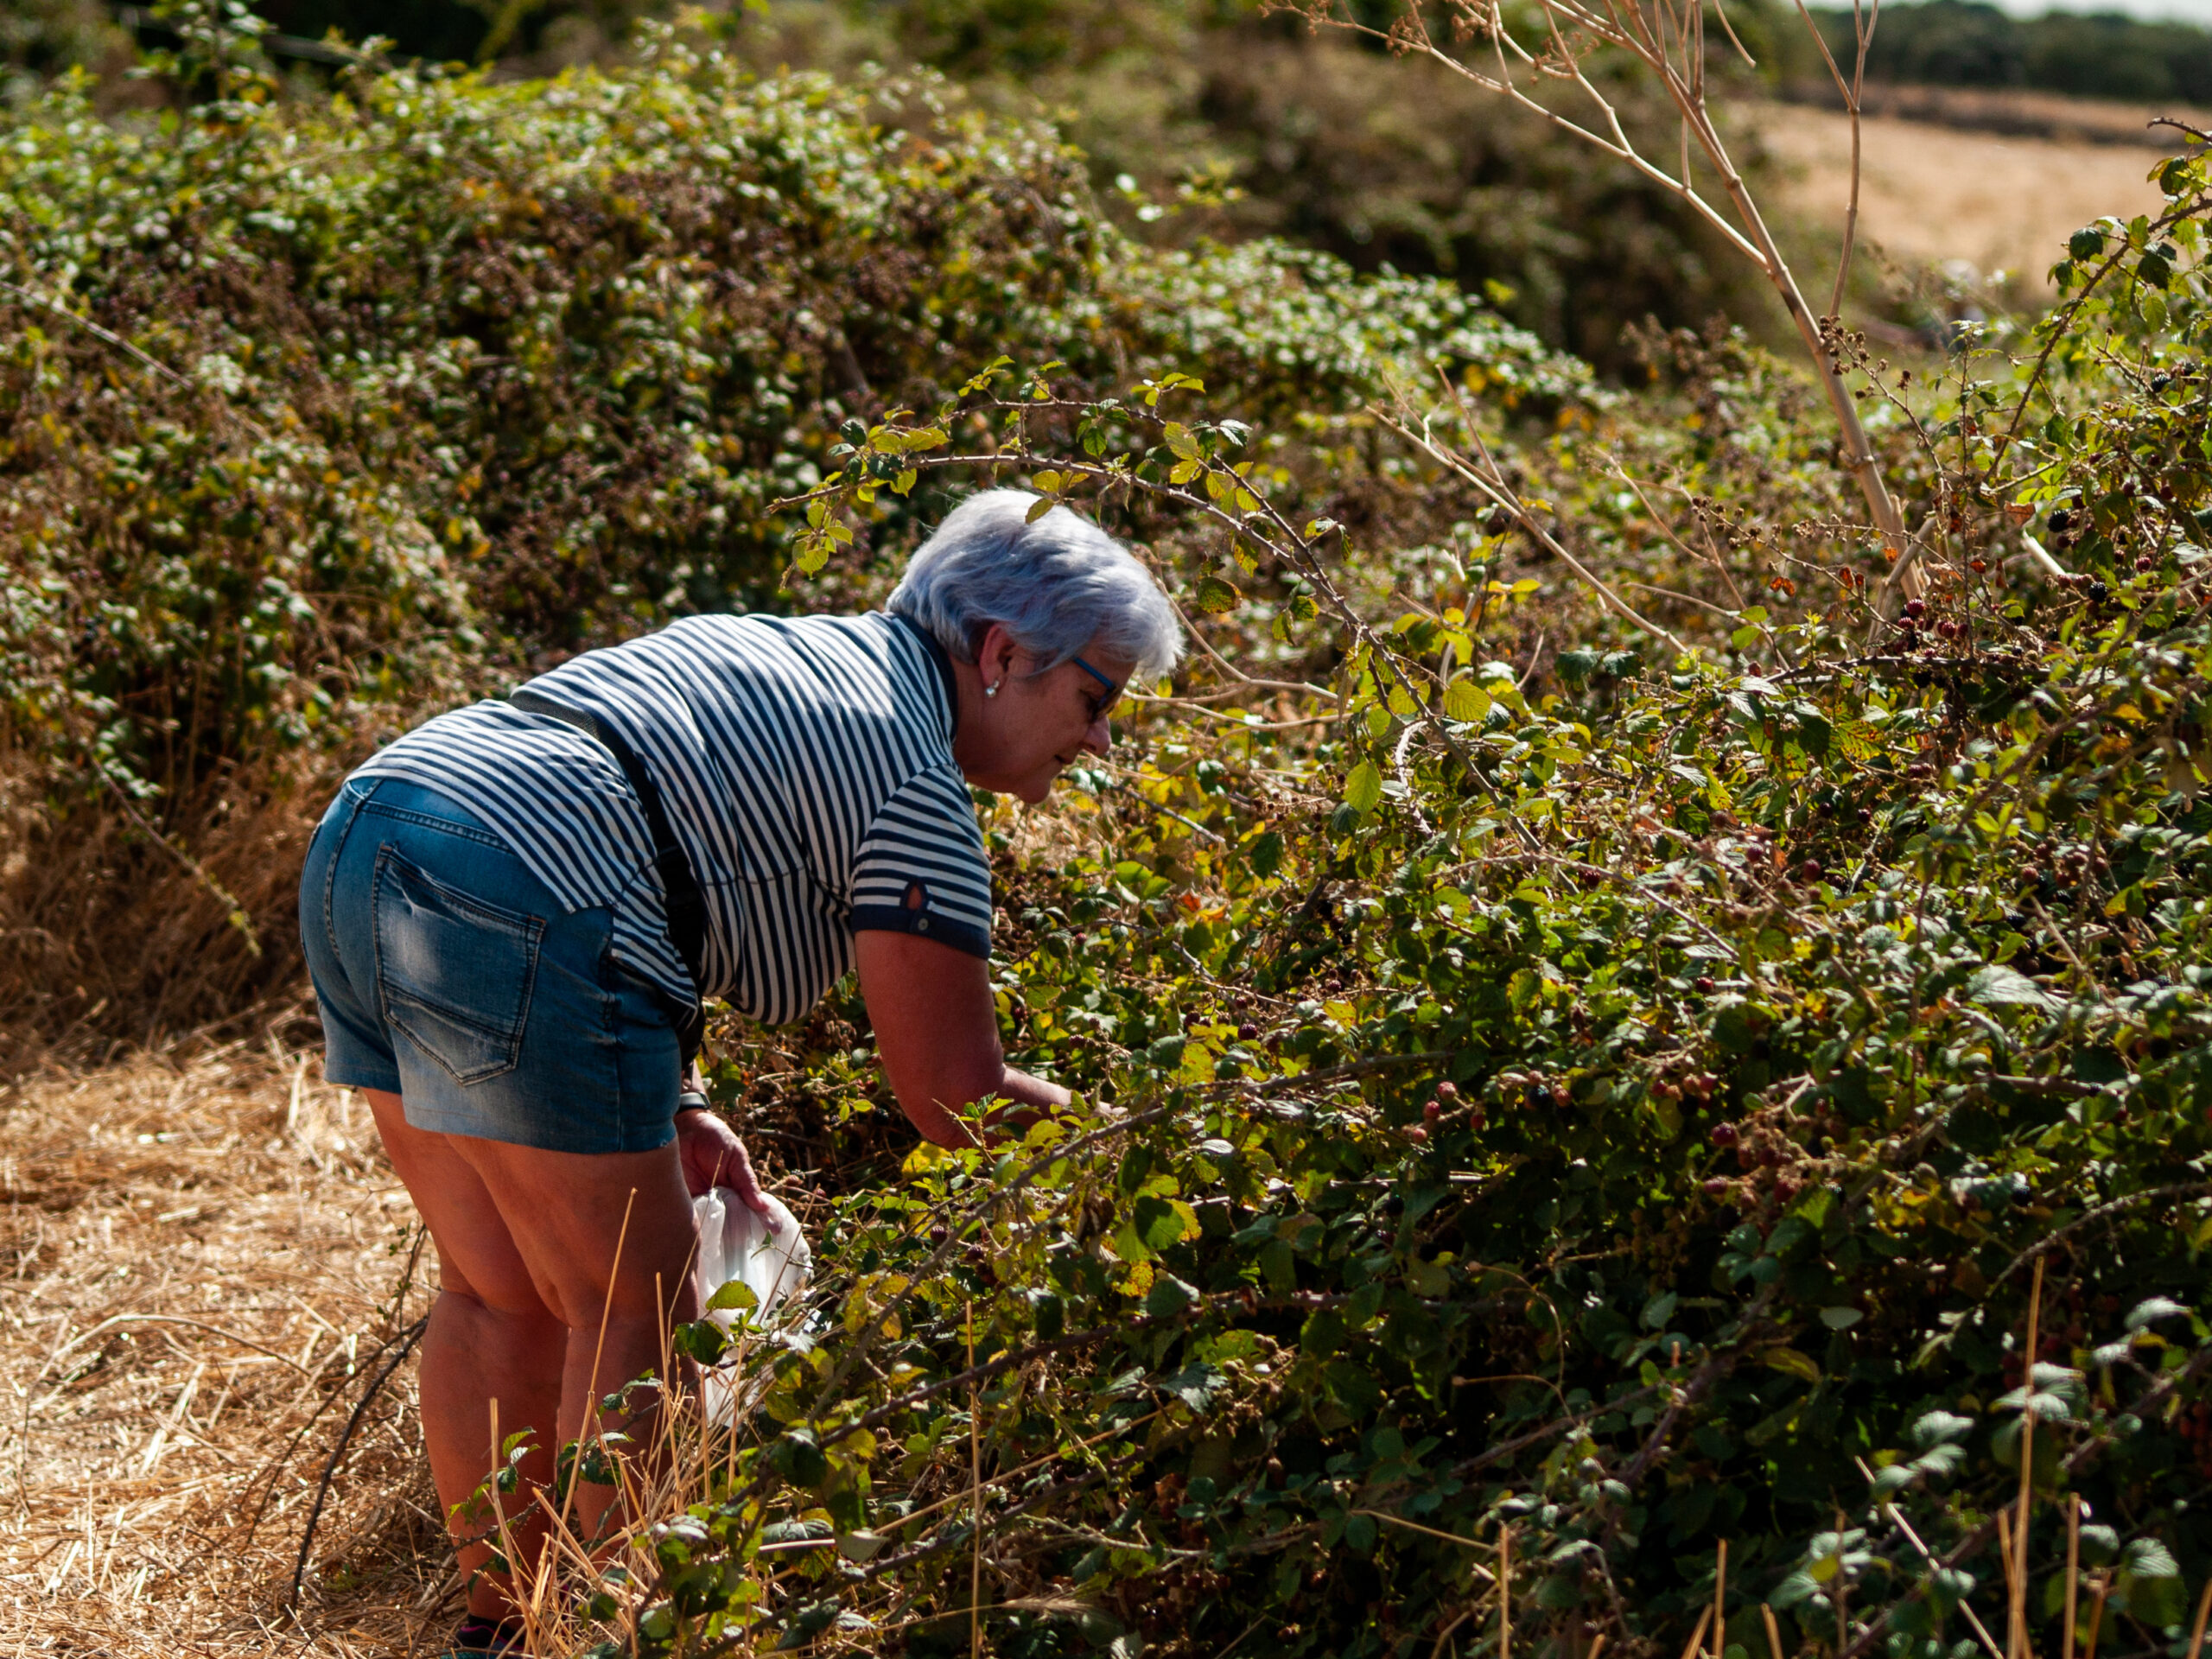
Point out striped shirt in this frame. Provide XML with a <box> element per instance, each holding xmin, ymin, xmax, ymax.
<box><xmin>351</xmin><ymin>612</ymin><xmax>992</xmax><ymax>1027</ymax></box>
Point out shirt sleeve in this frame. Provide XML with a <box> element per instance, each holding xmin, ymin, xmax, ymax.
<box><xmin>849</xmin><ymin>766</ymin><xmax>994</xmax><ymax>960</ymax></box>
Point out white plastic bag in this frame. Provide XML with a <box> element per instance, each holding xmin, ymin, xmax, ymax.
<box><xmin>690</xmin><ymin>1185</ymin><xmax>811</xmax><ymax>1421</ymax></box>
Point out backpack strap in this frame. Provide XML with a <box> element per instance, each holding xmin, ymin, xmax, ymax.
<box><xmin>510</xmin><ymin>688</ymin><xmax>708</xmax><ymax>1065</ymax></box>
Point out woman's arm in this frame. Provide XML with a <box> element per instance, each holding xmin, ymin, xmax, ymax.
<box><xmin>855</xmin><ymin>930</ymin><xmax>1068</xmax><ymax>1147</ymax></box>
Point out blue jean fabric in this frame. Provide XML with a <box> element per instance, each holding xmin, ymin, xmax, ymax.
<box><xmin>299</xmin><ymin>775</ymin><xmax>682</xmax><ymax>1154</ymax></box>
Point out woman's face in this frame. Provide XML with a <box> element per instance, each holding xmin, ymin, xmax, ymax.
<box><xmin>956</xmin><ymin>626</ymin><xmax>1132</xmax><ymax>804</ymax></box>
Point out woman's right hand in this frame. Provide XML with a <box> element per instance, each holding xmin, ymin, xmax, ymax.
<box><xmin>674</xmin><ymin>1105</ymin><xmax>776</xmax><ymax>1228</ymax></box>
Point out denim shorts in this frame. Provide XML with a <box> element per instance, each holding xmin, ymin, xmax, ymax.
<box><xmin>299</xmin><ymin>775</ymin><xmax>683</xmax><ymax>1154</ymax></box>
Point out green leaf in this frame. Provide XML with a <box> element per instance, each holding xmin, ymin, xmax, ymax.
<box><xmin>1968</xmin><ymin>964</ymin><xmax>2056</xmax><ymax>1009</ymax></box>
<box><xmin>2119</xmin><ymin>1537</ymin><xmax>2185</xmax><ymax>1624</ymax></box>
<box><xmin>2125</xmin><ymin>1296</ymin><xmax>2190</xmax><ymax>1332</ymax></box>
<box><xmin>1301</xmin><ymin>1307</ymin><xmax>1347</xmax><ymax>1359</ymax></box>
<box><xmin>706</xmin><ymin>1278</ymin><xmax>760</xmax><ymax>1313</ymax></box>
<box><xmin>1143</xmin><ymin>1274</ymin><xmax>1201</xmax><ymax>1319</ymax></box>
<box><xmin>1193</xmin><ymin>575</ymin><xmax>1241</xmax><ymax>614</ymax></box>
<box><xmin>1555</xmin><ymin>647</ymin><xmax>1600</xmax><ymax>686</ymax></box>
<box><xmin>1508</xmin><ymin>969</ymin><xmax>1540</xmax><ymax>1014</ymax></box>
<box><xmin>1323</xmin><ymin>1359</ymin><xmax>1382</xmax><ymax>1415</ymax></box>
<box><xmin>1033</xmin><ymin>1291</ymin><xmax>1065</xmax><ymax>1342</ymax></box>
<box><xmin>1444</xmin><ymin>679</ymin><xmax>1492</xmax><ymax>721</ymax></box>
<box><xmin>1911</xmin><ymin>1410</ymin><xmax>1974</xmax><ymax>1448</ymax></box>
<box><xmin>1247</xmin><ymin>830</ymin><xmax>1284</xmax><ymax>878</ymax></box>
<box><xmin>1135</xmin><ymin>1193</ymin><xmax>1188</xmax><ymax>1252</ymax></box>
<box><xmin>1344</xmin><ymin>760</ymin><xmax>1382</xmax><ymax>814</ymax></box>
<box><xmin>1763</xmin><ymin>1346</ymin><xmax>1822</xmax><ymax>1383</ymax></box>
<box><xmin>769</xmin><ymin>1428</ymin><xmax>830</xmax><ymax>1489</ymax></box>
<box><xmin>2070</xmin><ymin>226</ymin><xmax>2106</xmax><ymax>260</ymax></box>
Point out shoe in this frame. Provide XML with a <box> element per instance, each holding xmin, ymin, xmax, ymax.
<box><xmin>439</xmin><ymin>1615</ymin><xmax>526</xmax><ymax>1656</ymax></box>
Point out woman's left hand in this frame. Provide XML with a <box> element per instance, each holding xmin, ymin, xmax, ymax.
<box><xmin>673</xmin><ymin>1107</ymin><xmax>775</xmax><ymax>1227</ymax></box>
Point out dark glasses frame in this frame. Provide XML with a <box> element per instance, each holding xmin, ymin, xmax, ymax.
<box><xmin>1071</xmin><ymin>655</ymin><xmax>1125</xmax><ymax>722</ymax></box>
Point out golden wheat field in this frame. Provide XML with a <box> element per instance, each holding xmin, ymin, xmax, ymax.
<box><xmin>1751</xmin><ymin>99</ymin><xmax>2183</xmax><ymax>293</ymax></box>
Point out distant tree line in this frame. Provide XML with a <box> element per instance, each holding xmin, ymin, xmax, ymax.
<box><xmin>10</xmin><ymin>0</ymin><xmax>2212</xmax><ymax>107</ymax></box>
<box><xmin>1808</xmin><ymin>0</ymin><xmax>2212</xmax><ymax>105</ymax></box>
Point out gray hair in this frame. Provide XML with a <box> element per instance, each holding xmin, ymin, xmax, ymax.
<box><xmin>887</xmin><ymin>490</ymin><xmax>1183</xmax><ymax>683</ymax></box>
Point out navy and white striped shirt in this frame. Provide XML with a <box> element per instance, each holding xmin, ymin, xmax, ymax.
<box><xmin>352</xmin><ymin>612</ymin><xmax>993</xmax><ymax>1027</ymax></box>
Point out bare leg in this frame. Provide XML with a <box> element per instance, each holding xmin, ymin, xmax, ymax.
<box><xmin>364</xmin><ymin>1090</ymin><xmax>700</xmax><ymax>1619</ymax></box>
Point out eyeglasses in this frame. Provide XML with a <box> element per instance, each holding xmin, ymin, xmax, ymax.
<box><xmin>1071</xmin><ymin>655</ymin><xmax>1124</xmax><ymax>724</ymax></box>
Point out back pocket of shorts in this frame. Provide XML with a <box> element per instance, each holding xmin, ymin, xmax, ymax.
<box><xmin>372</xmin><ymin>844</ymin><xmax>545</xmax><ymax>1085</ymax></box>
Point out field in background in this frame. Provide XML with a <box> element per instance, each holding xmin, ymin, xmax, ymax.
<box><xmin>1751</xmin><ymin>97</ymin><xmax>2179</xmax><ymax>292</ymax></box>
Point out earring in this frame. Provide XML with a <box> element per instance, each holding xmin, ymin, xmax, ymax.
<box><xmin>985</xmin><ymin>680</ymin><xmax>1001</xmax><ymax>699</ymax></box>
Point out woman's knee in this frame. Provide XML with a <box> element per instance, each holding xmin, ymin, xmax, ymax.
<box><xmin>432</xmin><ymin>1280</ymin><xmax>568</xmax><ymax>1353</ymax></box>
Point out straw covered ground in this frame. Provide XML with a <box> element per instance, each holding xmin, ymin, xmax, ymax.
<box><xmin>0</xmin><ymin>1012</ymin><xmax>448</xmax><ymax>1656</ymax></box>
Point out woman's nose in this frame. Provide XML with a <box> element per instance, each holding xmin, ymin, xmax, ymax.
<box><xmin>1083</xmin><ymin>715</ymin><xmax>1113</xmax><ymax>755</ymax></box>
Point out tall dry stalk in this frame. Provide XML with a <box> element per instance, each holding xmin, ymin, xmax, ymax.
<box><xmin>1713</xmin><ymin>1537</ymin><xmax>1729</xmax><ymax>1659</ymax></box>
<box><xmin>2063</xmin><ymin>1496</ymin><xmax>2082</xmax><ymax>1659</ymax></box>
<box><xmin>2012</xmin><ymin>1259</ymin><xmax>2045</xmax><ymax>1659</ymax></box>
<box><xmin>1500</xmin><ymin>1523</ymin><xmax>1514</xmax><ymax>1659</ymax></box>
<box><xmin>1280</xmin><ymin>0</ymin><xmax>1923</xmax><ymax>600</ymax></box>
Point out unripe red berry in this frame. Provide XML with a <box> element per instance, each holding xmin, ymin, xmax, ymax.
<box><xmin>1710</xmin><ymin>1122</ymin><xmax>1739</xmax><ymax>1147</ymax></box>
<box><xmin>1423</xmin><ymin>1098</ymin><xmax>1442</xmax><ymax>1123</ymax></box>
<box><xmin>1694</xmin><ymin>976</ymin><xmax>1716</xmax><ymax>994</ymax></box>
<box><xmin>1406</xmin><ymin>1125</ymin><xmax>1428</xmax><ymax>1144</ymax></box>
<box><xmin>1436</xmin><ymin>1081</ymin><xmax>1458</xmax><ymax>1100</ymax></box>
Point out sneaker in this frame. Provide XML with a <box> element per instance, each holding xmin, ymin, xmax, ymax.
<box><xmin>438</xmin><ymin>1615</ymin><xmax>526</xmax><ymax>1656</ymax></box>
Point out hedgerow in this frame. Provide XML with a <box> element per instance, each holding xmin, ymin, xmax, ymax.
<box><xmin>537</xmin><ymin>147</ymin><xmax>2212</xmax><ymax>1659</ymax></box>
<box><xmin>10</xmin><ymin>7</ymin><xmax>2212</xmax><ymax>1657</ymax></box>
<box><xmin>0</xmin><ymin>4</ymin><xmax>1574</xmax><ymax>1043</ymax></box>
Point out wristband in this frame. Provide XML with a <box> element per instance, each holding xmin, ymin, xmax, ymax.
<box><xmin>677</xmin><ymin>1090</ymin><xmax>711</xmax><ymax>1114</ymax></box>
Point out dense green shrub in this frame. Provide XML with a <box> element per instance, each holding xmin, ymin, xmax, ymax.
<box><xmin>507</xmin><ymin>140</ymin><xmax>2212</xmax><ymax>1659</ymax></box>
<box><xmin>771</xmin><ymin>0</ymin><xmax>1789</xmax><ymax>372</ymax></box>
<box><xmin>4</xmin><ymin>1</ymin><xmax>1803</xmax><ymax>373</ymax></box>
<box><xmin>0</xmin><ymin>6</ymin><xmax>1574</xmax><ymax>1044</ymax></box>
<box><xmin>11</xmin><ymin>8</ymin><xmax>2212</xmax><ymax>1657</ymax></box>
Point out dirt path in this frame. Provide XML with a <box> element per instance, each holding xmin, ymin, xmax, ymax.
<box><xmin>1749</xmin><ymin>100</ymin><xmax>2174</xmax><ymax>291</ymax></box>
<box><xmin>0</xmin><ymin>1026</ymin><xmax>443</xmax><ymax>1656</ymax></box>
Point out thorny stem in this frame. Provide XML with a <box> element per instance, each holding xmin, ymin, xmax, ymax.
<box><xmin>1282</xmin><ymin>1</ymin><xmax>1917</xmax><ymax>600</ymax></box>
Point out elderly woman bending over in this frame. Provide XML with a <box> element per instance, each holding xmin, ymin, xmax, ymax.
<box><xmin>297</xmin><ymin>491</ymin><xmax>1180</xmax><ymax>1656</ymax></box>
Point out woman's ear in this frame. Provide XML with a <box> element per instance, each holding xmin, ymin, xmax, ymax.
<box><xmin>973</xmin><ymin>622</ymin><xmax>1020</xmax><ymax>695</ymax></box>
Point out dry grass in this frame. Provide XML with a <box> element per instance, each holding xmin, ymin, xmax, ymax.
<box><xmin>1750</xmin><ymin>99</ymin><xmax>2177</xmax><ymax>294</ymax></box>
<box><xmin>0</xmin><ymin>1005</ymin><xmax>868</xmax><ymax>1658</ymax></box>
<box><xmin>0</xmin><ymin>1013</ymin><xmax>451</xmax><ymax>1656</ymax></box>
<box><xmin>0</xmin><ymin>753</ymin><xmax>333</xmax><ymax>1072</ymax></box>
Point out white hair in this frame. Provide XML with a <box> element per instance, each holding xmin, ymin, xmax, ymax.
<box><xmin>887</xmin><ymin>490</ymin><xmax>1183</xmax><ymax>682</ymax></box>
